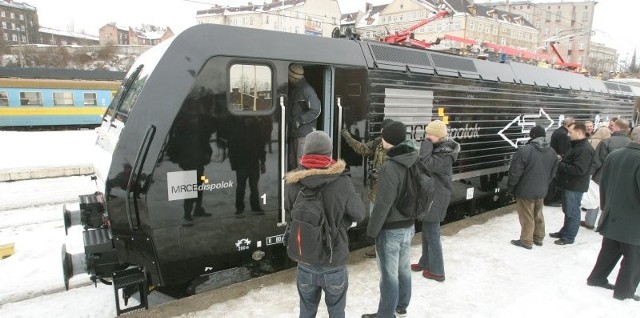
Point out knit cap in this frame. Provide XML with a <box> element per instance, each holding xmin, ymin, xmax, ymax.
<box><xmin>303</xmin><ymin>131</ymin><xmax>332</xmax><ymax>156</ymax></box>
<box><xmin>529</xmin><ymin>125</ymin><xmax>546</xmax><ymax>139</ymax></box>
<box><xmin>425</xmin><ymin>120</ymin><xmax>447</xmax><ymax>138</ymax></box>
<box><xmin>288</xmin><ymin>64</ymin><xmax>304</xmax><ymax>81</ymax></box>
<box><xmin>382</xmin><ymin>121</ymin><xmax>406</xmax><ymax>146</ymax></box>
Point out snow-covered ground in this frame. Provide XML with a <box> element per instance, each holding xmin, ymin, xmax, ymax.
<box><xmin>0</xmin><ymin>130</ymin><xmax>638</xmax><ymax>318</ymax></box>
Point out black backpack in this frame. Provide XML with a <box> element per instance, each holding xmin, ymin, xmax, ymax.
<box><xmin>285</xmin><ymin>186</ymin><xmax>334</xmax><ymax>265</ymax></box>
<box><xmin>395</xmin><ymin>160</ymin><xmax>435</xmax><ymax>219</ymax></box>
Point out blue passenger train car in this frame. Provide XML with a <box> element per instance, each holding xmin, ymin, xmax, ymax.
<box><xmin>0</xmin><ymin>67</ymin><xmax>124</xmax><ymax>128</ymax></box>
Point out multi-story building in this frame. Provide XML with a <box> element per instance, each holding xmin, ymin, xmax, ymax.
<box><xmin>354</xmin><ymin>0</ymin><xmax>539</xmax><ymax>59</ymax></box>
<box><xmin>0</xmin><ymin>0</ymin><xmax>38</xmax><ymax>45</ymax></box>
<box><xmin>587</xmin><ymin>41</ymin><xmax>618</xmax><ymax>77</ymax></box>
<box><xmin>488</xmin><ymin>1</ymin><xmax>596</xmax><ymax>67</ymax></box>
<box><xmin>38</xmin><ymin>26</ymin><xmax>98</xmax><ymax>46</ymax></box>
<box><xmin>99</xmin><ymin>23</ymin><xmax>173</xmax><ymax>46</ymax></box>
<box><xmin>195</xmin><ymin>0</ymin><xmax>342</xmax><ymax>37</ymax></box>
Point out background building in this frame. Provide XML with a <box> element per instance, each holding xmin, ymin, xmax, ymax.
<box><xmin>195</xmin><ymin>0</ymin><xmax>342</xmax><ymax>37</ymax></box>
<box><xmin>353</xmin><ymin>0</ymin><xmax>539</xmax><ymax>62</ymax></box>
<box><xmin>587</xmin><ymin>41</ymin><xmax>618</xmax><ymax>78</ymax></box>
<box><xmin>0</xmin><ymin>0</ymin><xmax>38</xmax><ymax>45</ymax></box>
<box><xmin>38</xmin><ymin>26</ymin><xmax>98</xmax><ymax>46</ymax></box>
<box><xmin>488</xmin><ymin>1</ymin><xmax>595</xmax><ymax>67</ymax></box>
<box><xmin>99</xmin><ymin>23</ymin><xmax>173</xmax><ymax>46</ymax></box>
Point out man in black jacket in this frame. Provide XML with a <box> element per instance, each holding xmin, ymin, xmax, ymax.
<box><xmin>586</xmin><ymin>128</ymin><xmax>640</xmax><ymax>301</ymax></box>
<box><xmin>363</xmin><ymin>121</ymin><xmax>416</xmax><ymax>318</ymax></box>
<box><xmin>507</xmin><ymin>126</ymin><xmax>558</xmax><ymax>249</ymax></box>
<box><xmin>545</xmin><ymin>117</ymin><xmax>574</xmax><ymax>206</ymax></box>
<box><xmin>549</xmin><ymin>122</ymin><xmax>594</xmax><ymax>245</ymax></box>
<box><xmin>284</xmin><ymin>131</ymin><xmax>365</xmax><ymax>318</ymax></box>
<box><xmin>582</xmin><ymin>119</ymin><xmax>630</xmax><ymax>229</ymax></box>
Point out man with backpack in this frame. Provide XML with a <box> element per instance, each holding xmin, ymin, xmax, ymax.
<box><xmin>363</xmin><ymin>121</ymin><xmax>418</xmax><ymax>318</ymax></box>
<box><xmin>284</xmin><ymin>130</ymin><xmax>365</xmax><ymax>318</ymax></box>
<box><xmin>410</xmin><ymin>120</ymin><xmax>459</xmax><ymax>282</ymax></box>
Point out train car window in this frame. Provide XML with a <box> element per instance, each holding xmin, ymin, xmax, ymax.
<box><xmin>228</xmin><ymin>64</ymin><xmax>273</xmax><ymax>113</ymax></box>
<box><xmin>105</xmin><ymin>64</ymin><xmax>143</xmax><ymax>120</ymax></box>
<box><xmin>0</xmin><ymin>92</ymin><xmax>8</xmax><ymax>106</ymax></box>
<box><xmin>83</xmin><ymin>92</ymin><xmax>98</xmax><ymax>106</ymax></box>
<box><xmin>53</xmin><ymin>92</ymin><xmax>74</xmax><ymax>106</ymax></box>
<box><xmin>19</xmin><ymin>92</ymin><xmax>42</xmax><ymax>106</ymax></box>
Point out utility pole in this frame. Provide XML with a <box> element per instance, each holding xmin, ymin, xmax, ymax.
<box><xmin>17</xmin><ymin>27</ymin><xmax>25</xmax><ymax>67</ymax></box>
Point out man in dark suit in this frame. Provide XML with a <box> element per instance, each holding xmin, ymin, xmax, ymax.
<box><xmin>586</xmin><ymin>128</ymin><xmax>640</xmax><ymax>301</ymax></box>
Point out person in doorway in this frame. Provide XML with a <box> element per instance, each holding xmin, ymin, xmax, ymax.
<box><xmin>288</xmin><ymin>63</ymin><xmax>321</xmax><ymax>170</ymax></box>
<box><xmin>341</xmin><ymin>118</ymin><xmax>394</xmax><ymax>258</ymax></box>
<box><xmin>284</xmin><ymin>131</ymin><xmax>365</xmax><ymax>318</ymax></box>
<box><xmin>549</xmin><ymin>122</ymin><xmax>594</xmax><ymax>245</ymax></box>
<box><xmin>363</xmin><ymin>121</ymin><xmax>417</xmax><ymax>318</ymax></box>
<box><xmin>586</xmin><ymin>128</ymin><xmax>640</xmax><ymax>302</ymax></box>
<box><xmin>507</xmin><ymin>126</ymin><xmax>558</xmax><ymax>249</ymax></box>
<box><xmin>410</xmin><ymin>120</ymin><xmax>459</xmax><ymax>281</ymax></box>
<box><xmin>582</xmin><ymin>119</ymin><xmax>630</xmax><ymax>229</ymax></box>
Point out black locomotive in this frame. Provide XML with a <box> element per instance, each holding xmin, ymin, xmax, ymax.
<box><xmin>59</xmin><ymin>24</ymin><xmax>639</xmax><ymax>315</ymax></box>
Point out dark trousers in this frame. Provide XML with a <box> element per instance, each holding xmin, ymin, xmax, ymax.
<box><xmin>587</xmin><ymin>237</ymin><xmax>640</xmax><ymax>299</ymax></box>
<box><xmin>235</xmin><ymin>166</ymin><xmax>260</xmax><ymax>212</ymax></box>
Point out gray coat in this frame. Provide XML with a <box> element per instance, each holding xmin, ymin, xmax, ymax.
<box><xmin>590</xmin><ymin>131</ymin><xmax>630</xmax><ymax>184</ymax></box>
<box><xmin>419</xmin><ymin>138</ymin><xmax>460</xmax><ymax>222</ymax></box>
<box><xmin>507</xmin><ymin>137</ymin><xmax>558</xmax><ymax>199</ymax></box>
<box><xmin>367</xmin><ymin>141</ymin><xmax>417</xmax><ymax>238</ymax></box>
<box><xmin>597</xmin><ymin>143</ymin><xmax>640</xmax><ymax>246</ymax></box>
<box><xmin>289</xmin><ymin>78</ymin><xmax>321</xmax><ymax>138</ymax></box>
<box><xmin>284</xmin><ymin>160</ymin><xmax>366</xmax><ymax>266</ymax></box>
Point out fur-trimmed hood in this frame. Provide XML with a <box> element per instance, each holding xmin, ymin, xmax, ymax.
<box><xmin>284</xmin><ymin>160</ymin><xmax>347</xmax><ymax>187</ymax></box>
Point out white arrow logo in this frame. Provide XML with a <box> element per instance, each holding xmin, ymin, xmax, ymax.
<box><xmin>498</xmin><ymin>108</ymin><xmax>554</xmax><ymax>148</ymax></box>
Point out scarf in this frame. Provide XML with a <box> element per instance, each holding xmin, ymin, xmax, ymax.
<box><xmin>299</xmin><ymin>154</ymin><xmax>335</xmax><ymax>169</ymax></box>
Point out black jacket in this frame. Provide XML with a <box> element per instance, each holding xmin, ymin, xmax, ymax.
<box><xmin>597</xmin><ymin>143</ymin><xmax>640</xmax><ymax>246</ymax></box>
<box><xmin>419</xmin><ymin>138</ymin><xmax>460</xmax><ymax>222</ymax></box>
<box><xmin>284</xmin><ymin>160</ymin><xmax>365</xmax><ymax>266</ymax></box>
<box><xmin>556</xmin><ymin>138</ymin><xmax>594</xmax><ymax>192</ymax></box>
<box><xmin>550</xmin><ymin>126</ymin><xmax>570</xmax><ymax>156</ymax></box>
<box><xmin>367</xmin><ymin>141</ymin><xmax>417</xmax><ymax>238</ymax></box>
<box><xmin>590</xmin><ymin>131</ymin><xmax>630</xmax><ymax>184</ymax></box>
<box><xmin>288</xmin><ymin>78</ymin><xmax>321</xmax><ymax>138</ymax></box>
<box><xmin>508</xmin><ymin>137</ymin><xmax>558</xmax><ymax>199</ymax></box>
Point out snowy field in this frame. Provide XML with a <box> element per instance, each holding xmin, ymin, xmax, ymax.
<box><xmin>0</xmin><ymin>130</ymin><xmax>638</xmax><ymax>318</ymax></box>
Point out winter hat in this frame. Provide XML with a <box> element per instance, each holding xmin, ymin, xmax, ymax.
<box><xmin>288</xmin><ymin>64</ymin><xmax>304</xmax><ymax>82</ymax></box>
<box><xmin>381</xmin><ymin>118</ymin><xmax>394</xmax><ymax>130</ymax></box>
<box><xmin>425</xmin><ymin>120</ymin><xmax>447</xmax><ymax>138</ymax></box>
<box><xmin>530</xmin><ymin>125</ymin><xmax>546</xmax><ymax>139</ymax></box>
<box><xmin>382</xmin><ymin>121</ymin><xmax>406</xmax><ymax>146</ymax></box>
<box><xmin>303</xmin><ymin>131</ymin><xmax>332</xmax><ymax>156</ymax></box>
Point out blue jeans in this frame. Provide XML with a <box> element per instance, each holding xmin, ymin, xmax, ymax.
<box><xmin>296</xmin><ymin>264</ymin><xmax>348</xmax><ymax>318</ymax></box>
<box><xmin>559</xmin><ymin>190</ymin><xmax>583</xmax><ymax>242</ymax></box>
<box><xmin>375</xmin><ymin>225</ymin><xmax>415</xmax><ymax>318</ymax></box>
<box><xmin>584</xmin><ymin>208</ymin><xmax>599</xmax><ymax>227</ymax></box>
<box><xmin>417</xmin><ymin>221</ymin><xmax>445</xmax><ymax>276</ymax></box>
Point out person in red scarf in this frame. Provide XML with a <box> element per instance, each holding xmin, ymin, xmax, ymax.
<box><xmin>284</xmin><ymin>130</ymin><xmax>365</xmax><ymax>318</ymax></box>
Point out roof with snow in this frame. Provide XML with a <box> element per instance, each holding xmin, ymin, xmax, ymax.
<box><xmin>0</xmin><ymin>0</ymin><xmax>35</xmax><ymax>11</ymax></box>
<box><xmin>38</xmin><ymin>26</ymin><xmax>99</xmax><ymax>41</ymax></box>
<box><xmin>196</xmin><ymin>0</ymin><xmax>306</xmax><ymax>16</ymax></box>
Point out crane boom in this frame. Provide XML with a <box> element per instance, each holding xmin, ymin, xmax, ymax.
<box><xmin>382</xmin><ymin>9</ymin><xmax>451</xmax><ymax>46</ymax></box>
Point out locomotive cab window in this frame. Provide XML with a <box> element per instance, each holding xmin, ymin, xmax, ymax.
<box><xmin>83</xmin><ymin>92</ymin><xmax>98</xmax><ymax>106</ymax></box>
<box><xmin>229</xmin><ymin>64</ymin><xmax>273</xmax><ymax>113</ymax></box>
<box><xmin>53</xmin><ymin>92</ymin><xmax>74</xmax><ymax>106</ymax></box>
<box><xmin>19</xmin><ymin>91</ymin><xmax>42</xmax><ymax>106</ymax></box>
<box><xmin>0</xmin><ymin>91</ymin><xmax>7</xmax><ymax>106</ymax></box>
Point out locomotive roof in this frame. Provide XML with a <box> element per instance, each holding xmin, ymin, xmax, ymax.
<box><xmin>0</xmin><ymin>67</ymin><xmax>125</xmax><ymax>82</ymax></box>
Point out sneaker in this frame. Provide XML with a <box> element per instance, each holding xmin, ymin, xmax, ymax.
<box><xmin>613</xmin><ymin>294</ymin><xmax>640</xmax><ymax>301</ymax></box>
<box><xmin>511</xmin><ymin>239</ymin><xmax>532</xmax><ymax>250</ymax></box>
<box><xmin>580</xmin><ymin>221</ymin><xmax>594</xmax><ymax>230</ymax></box>
<box><xmin>422</xmin><ymin>270</ymin><xmax>445</xmax><ymax>282</ymax></box>
<box><xmin>534</xmin><ymin>241</ymin><xmax>543</xmax><ymax>247</ymax></box>
<box><xmin>183</xmin><ymin>215</ymin><xmax>193</xmax><ymax>222</ymax></box>
<box><xmin>554</xmin><ymin>238</ymin><xmax>574</xmax><ymax>245</ymax></box>
<box><xmin>395</xmin><ymin>308</ymin><xmax>407</xmax><ymax>317</ymax></box>
<box><xmin>587</xmin><ymin>280</ymin><xmax>614</xmax><ymax>290</ymax></box>
<box><xmin>411</xmin><ymin>263</ymin><xmax>427</xmax><ymax>272</ymax></box>
<box><xmin>548</xmin><ymin>232</ymin><xmax>562</xmax><ymax>238</ymax></box>
<box><xmin>361</xmin><ymin>314</ymin><xmax>378</xmax><ymax>318</ymax></box>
